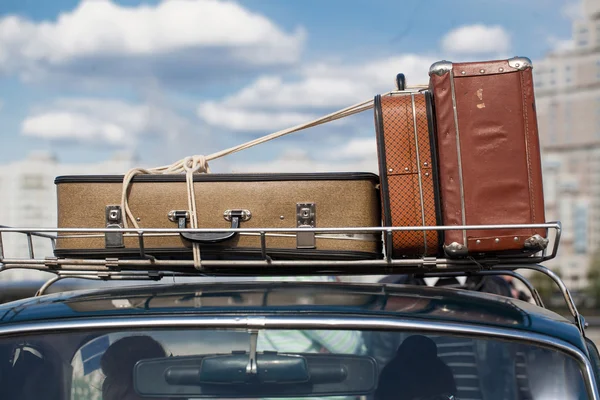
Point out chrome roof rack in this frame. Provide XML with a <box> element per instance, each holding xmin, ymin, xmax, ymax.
<box><xmin>0</xmin><ymin>221</ymin><xmax>584</xmax><ymax>333</ymax></box>
<box><xmin>0</xmin><ymin>221</ymin><xmax>561</xmax><ymax>272</ymax></box>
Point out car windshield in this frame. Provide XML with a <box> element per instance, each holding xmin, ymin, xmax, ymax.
<box><xmin>0</xmin><ymin>327</ymin><xmax>588</xmax><ymax>400</ymax></box>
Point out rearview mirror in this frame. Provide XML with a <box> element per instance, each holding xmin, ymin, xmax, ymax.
<box><xmin>134</xmin><ymin>352</ymin><xmax>377</xmax><ymax>398</ymax></box>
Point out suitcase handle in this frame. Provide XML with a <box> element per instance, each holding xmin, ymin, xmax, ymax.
<box><xmin>396</xmin><ymin>73</ymin><xmax>406</xmax><ymax>90</ymax></box>
<box><xmin>181</xmin><ymin>226</ymin><xmax>237</xmax><ymax>244</ymax></box>
<box><xmin>169</xmin><ymin>209</ymin><xmax>251</xmax><ymax>244</ymax></box>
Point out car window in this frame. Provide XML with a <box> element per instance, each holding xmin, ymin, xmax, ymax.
<box><xmin>0</xmin><ymin>328</ymin><xmax>589</xmax><ymax>400</ymax></box>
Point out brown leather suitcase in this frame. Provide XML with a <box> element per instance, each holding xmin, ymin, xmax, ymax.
<box><xmin>374</xmin><ymin>89</ymin><xmax>443</xmax><ymax>257</ymax></box>
<box><xmin>54</xmin><ymin>173</ymin><xmax>382</xmax><ymax>260</ymax></box>
<box><xmin>428</xmin><ymin>57</ymin><xmax>547</xmax><ymax>257</ymax></box>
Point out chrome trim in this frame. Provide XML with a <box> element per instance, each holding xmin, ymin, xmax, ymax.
<box><xmin>0</xmin><ymin>223</ymin><xmax>561</xmax><ymax>234</ymax></box>
<box><xmin>508</xmin><ymin>57</ymin><xmax>533</xmax><ymax>71</ymax></box>
<box><xmin>414</xmin><ymin>269</ymin><xmax>544</xmax><ymax>308</ymax></box>
<box><xmin>429</xmin><ymin>60</ymin><xmax>453</xmax><ymax>76</ymax></box>
<box><xmin>508</xmin><ymin>264</ymin><xmax>583</xmax><ymax>333</ymax></box>
<box><xmin>449</xmin><ymin>69</ymin><xmax>468</xmax><ymax>246</ymax></box>
<box><xmin>411</xmin><ymin>93</ymin><xmax>428</xmax><ymax>254</ymax></box>
<box><xmin>0</xmin><ymin>316</ymin><xmax>595</xmax><ymax>399</ymax></box>
<box><xmin>35</xmin><ymin>275</ymin><xmax>61</xmax><ymax>297</ymax></box>
<box><xmin>0</xmin><ymin>223</ymin><xmax>562</xmax><ymax>273</ymax></box>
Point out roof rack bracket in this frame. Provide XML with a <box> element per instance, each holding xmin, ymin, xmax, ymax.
<box><xmin>44</xmin><ymin>257</ymin><xmax>59</xmax><ymax>269</ymax></box>
<box><xmin>422</xmin><ymin>257</ymin><xmax>437</xmax><ymax>269</ymax></box>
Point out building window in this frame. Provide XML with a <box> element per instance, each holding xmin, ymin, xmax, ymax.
<box><xmin>573</xmin><ymin>203</ymin><xmax>588</xmax><ymax>254</ymax></box>
<box><xmin>20</xmin><ymin>175</ymin><xmax>45</xmax><ymax>190</ymax></box>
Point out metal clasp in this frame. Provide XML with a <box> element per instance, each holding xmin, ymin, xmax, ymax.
<box><xmin>296</xmin><ymin>203</ymin><xmax>316</xmax><ymax>249</ymax></box>
<box><xmin>169</xmin><ymin>209</ymin><xmax>252</xmax><ymax>228</ymax></box>
<box><xmin>246</xmin><ymin>330</ymin><xmax>259</xmax><ymax>375</ymax></box>
<box><xmin>105</xmin><ymin>205</ymin><xmax>124</xmax><ymax>248</ymax></box>
<box><xmin>168</xmin><ymin>210</ymin><xmax>190</xmax><ymax>229</ymax></box>
<box><xmin>524</xmin><ymin>234</ymin><xmax>549</xmax><ymax>251</ymax></box>
<box><xmin>224</xmin><ymin>209</ymin><xmax>252</xmax><ymax>222</ymax></box>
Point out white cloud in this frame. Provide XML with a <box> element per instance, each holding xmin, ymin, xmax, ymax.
<box><xmin>331</xmin><ymin>138</ymin><xmax>377</xmax><ymax>160</ymax></box>
<box><xmin>0</xmin><ymin>0</ymin><xmax>305</xmax><ymax>83</ymax></box>
<box><xmin>441</xmin><ymin>24</ymin><xmax>511</xmax><ymax>55</ymax></box>
<box><xmin>547</xmin><ymin>36</ymin><xmax>576</xmax><ymax>53</ymax></box>
<box><xmin>562</xmin><ymin>0</ymin><xmax>583</xmax><ymax>21</ymax></box>
<box><xmin>21</xmin><ymin>98</ymin><xmax>189</xmax><ymax>146</ymax></box>
<box><xmin>198</xmin><ymin>102</ymin><xmax>318</xmax><ymax>132</ymax></box>
<box><xmin>197</xmin><ymin>54</ymin><xmax>435</xmax><ymax>131</ymax></box>
<box><xmin>229</xmin><ymin>143</ymin><xmax>378</xmax><ymax>174</ymax></box>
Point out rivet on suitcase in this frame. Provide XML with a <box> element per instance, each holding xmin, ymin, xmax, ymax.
<box><xmin>428</xmin><ymin>57</ymin><xmax>548</xmax><ymax>257</ymax></box>
<box><xmin>374</xmin><ymin>84</ymin><xmax>443</xmax><ymax>257</ymax></box>
<box><xmin>54</xmin><ymin>173</ymin><xmax>382</xmax><ymax>261</ymax></box>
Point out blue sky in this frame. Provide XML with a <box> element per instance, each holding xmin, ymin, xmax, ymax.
<box><xmin>0</xmin><ymin>0</ymin><xmax>581</xmax><ymax>173</ymax></box>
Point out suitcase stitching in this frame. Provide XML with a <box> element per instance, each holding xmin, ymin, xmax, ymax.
<box><xmin>411</xmin><ymin>93</ymin><xmax>428</xmax><ymax>255</ymax></box>
<box><xmin>449</xmin><ymin>70</ymin><xmax>468</xmax><ymax>246</ymax></box>
<box><xmin>374</xmin><ymin>95</ymin><xmax>393</xmax><ymax>232</ymax></box>
<box><xmin>384</xmin><ymin>95</ymin><xmax>426</xmax><ymax>255</ymax></box>
<box><xmin>520</xmin><ymin>71</ymin><xmax>536</xmax><ymax>234</ymax></box>
<box><xmin>417</xmin><ymin>94</ymin><xmax>440</xmax><ymax>254</ymax></box>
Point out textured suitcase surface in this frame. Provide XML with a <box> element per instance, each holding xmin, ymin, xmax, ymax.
<box><xmin>428</xmin><ymin>57</ymin><xmax>547</xmax><ymax>256</ymax></box>
<box><xmin>54</xmin><ymin>173</ymin><xmax>382</xmax><ymax>260</ymax></box>
<box><xmin>374</xmin><ymin>91</ymin><xmax>442</xmax><ymax>257</ymax></box>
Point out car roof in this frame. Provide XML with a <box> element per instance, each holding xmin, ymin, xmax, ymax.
<box><xmin>0</xmin><ymin>281</ymin><xmax>585</xmax><ymax>351</ymax></box>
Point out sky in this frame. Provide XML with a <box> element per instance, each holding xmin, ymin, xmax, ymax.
<box><xmin>0</xmin><ymin>0</ymin><xmax>584</xmax><ymax>174</ymax></box>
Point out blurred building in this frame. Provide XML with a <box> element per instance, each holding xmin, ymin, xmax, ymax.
<box><xmin>0</xmin><ymin>151</ymin><xmax>134</xmax><ymax>281</ymax></box>
<box><xmin>534</xmin><ymin>0</ymin><xmax>600</xmax><ymax>290</ymax></box>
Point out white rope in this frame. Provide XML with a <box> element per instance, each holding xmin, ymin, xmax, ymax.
<box><xmin>119</xmin><ymin>86</ymin><xmax>424</xmax><ymax>267</ymax></box>
<box><xmin>182</xmin><ymin>156</ymin><xmax>207</xmax><ymax>269</ymax></box>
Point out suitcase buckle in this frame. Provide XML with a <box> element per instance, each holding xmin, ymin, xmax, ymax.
<box><xmin>296</xmin><ymin>203</ymin><xmax>316</xmax><ymax>249</ymax></box>
<box><xmin>105</xmin><ymin>205</ymin><xmax>124</xmax><ymax>249</ymax></box>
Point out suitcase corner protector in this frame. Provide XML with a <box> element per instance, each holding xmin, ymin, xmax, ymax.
<box><xmin>444</xmin><ymin>242</ymin><xmax>468</xmax><ymax>257</ymax></box>
<box><xmin>508</xmin><ymin>57</ymin><xmax>533</xmax><ymax>71</ymax></box>
<box><xmin>429</xmin><ymin>60</ymin><xmax>453</xmax><ymax>76</ymax></box>
<box><xmin>524</xmin><ymin>234</ymin><xmax>548</xmax><ymax>251</ymax></box>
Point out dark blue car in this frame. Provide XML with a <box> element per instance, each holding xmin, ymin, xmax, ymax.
<box><xmin>0</xmin><ymin>278</ymin><xmax>597</xmax><ymax>400</ymax></box>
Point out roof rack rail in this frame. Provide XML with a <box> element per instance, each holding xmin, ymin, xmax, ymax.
<box><xmin>0</xmin><ymin>221</ymin><xmax>561</xmax><ymax>273</ymax></box>
<box><xmin>0</xmin><ymin>221</ymin><xmax>582</xmax><ymax>333</ymax></box>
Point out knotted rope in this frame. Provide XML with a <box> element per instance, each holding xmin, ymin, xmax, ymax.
<box><xmin>120</xmin><ymin>86</ymin><xmax>425</xmax><ymax>268</ymax></box>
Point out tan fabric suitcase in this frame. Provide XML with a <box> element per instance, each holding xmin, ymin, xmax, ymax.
<box><xmin>54</xmin><ymin>173</ymin><xmax>382</xmax><ymax>260</ymax></box>
<box><xmin>374</xmin><ymin>90</ymin><xmax>443</xmax><ymax>257</ymax></box>
<box><xmin>428</xmin><ymin>57</ymin><xmax>547</xmax><ymax>257</ymax></box>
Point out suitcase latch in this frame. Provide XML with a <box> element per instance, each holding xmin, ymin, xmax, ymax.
<box><xmin>168</xmin><ymin>210</ymin><xmax>252</xmax><ymax>228</ymax></box>
<box><xmin>105</xmin><ymin>205</ymin><xmax>124</xmax><ymax>248</ymax></box>
<box><xmin>296</xmin><ymin>203</ymin><xmax>316</xmax><ymax>249</ymax></box>
<box><xmin>168</xmin><ymin>210</ymin><xmax>190</xmax><ymax>229</ymax></box>
<box><xmin>223</xmin><ymin>209</ymin><xmax>252</xmax><ymax>222</ymax></box>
